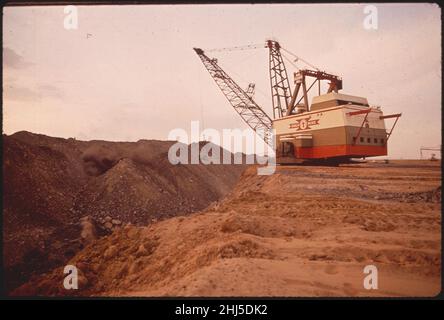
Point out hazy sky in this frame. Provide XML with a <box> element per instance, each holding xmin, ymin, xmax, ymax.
<box><xmin>3</xmin><ymin>3</ymin><xmax>441</xmax><ymax>158</ymax></box>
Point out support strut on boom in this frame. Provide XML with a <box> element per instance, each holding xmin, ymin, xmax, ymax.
<box><xmin>266</xmin><ymin>40</ymin><xmax>292</xmax><ymax>119</ymax></box>
<box><xmin>287</xmin><ymin>69</ymin><xmax>343</xmax><ymax>115</ymax></box>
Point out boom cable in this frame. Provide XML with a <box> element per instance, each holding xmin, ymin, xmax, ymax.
<box><xmin>281</xmin><ymin>52</ymin><xmax>300</xmax><ymax>71</ymax></box>
<box><xmin>281</xmin><ymin>47</ymin><xmax>320</xmax><ymax>71</ymax></box>
<box><xmin>205</xmin><ymin>43</ymin><xmax>321</xmax><ymax>72</ymax></box>
<box><xmin>205</xmin><ymin>43</ymin><xmax>264</xmax><ymax>53</ymax></box>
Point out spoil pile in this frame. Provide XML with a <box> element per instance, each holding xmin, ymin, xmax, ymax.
<box><xmin>3</xmin><ymin>131</ymin><xmax>246</xmax><ymax>292</ymax></box>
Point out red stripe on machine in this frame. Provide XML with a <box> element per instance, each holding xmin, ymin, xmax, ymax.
<box><xmin>295</xmin><ymin>145</ymin><xmax>387</xmax><ymax>159</ymax></box>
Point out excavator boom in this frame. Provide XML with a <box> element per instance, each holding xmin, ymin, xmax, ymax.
<box><xmin>193</xmin><ymin>48</ymin><xmax>273</xmax><ymax>146</ymax></box>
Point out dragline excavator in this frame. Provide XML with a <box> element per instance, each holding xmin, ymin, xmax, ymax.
<box><xmin>193</xmin><ymin>40</ymin><xmax>401</xmax><ymax>164</ymax></box>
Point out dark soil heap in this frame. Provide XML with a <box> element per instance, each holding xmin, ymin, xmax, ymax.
<box><xmin>3</xmin><ymin>131</ymin><xmax>246</xmax><ymax>293</ymax></box>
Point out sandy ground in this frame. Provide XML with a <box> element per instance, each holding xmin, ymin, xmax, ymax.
<box><xmin>14</xmin><ymin>160</ymin><xmax>441</xmax><ymax>297</ymax></box>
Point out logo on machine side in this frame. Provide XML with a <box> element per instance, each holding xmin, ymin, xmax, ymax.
<box><xmin>289</xmin><ymin>116</ymin><xmax>320</xmax><ymax>131</ymax></box>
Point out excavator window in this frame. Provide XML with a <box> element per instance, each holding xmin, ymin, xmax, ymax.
<box><xmin>279</xmin><ymin>141</ymin><xmax>295</xmax><ymax>157</ymax></box>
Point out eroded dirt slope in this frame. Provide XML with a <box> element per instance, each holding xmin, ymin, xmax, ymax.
<box><xmin>14</xmin><ymin>161</ymin><xmax>441</xmax><ymax>297</ymax></box>
<box><xmin>3</xmin><ymin>131</ymin><xmax>246</xmax><ymax>292</ymax></box>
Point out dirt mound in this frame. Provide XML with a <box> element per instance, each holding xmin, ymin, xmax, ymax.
<box><xmin>3</xmin><ymin>131</ymin><xmax>246</xmax><ymax>293</ymax></box>
<box><xmin>12</xmin><ymin>161</ymin><xmax>441</xmax><ymax>297</ymax></box>
<box><xmin>73</xmin><ymin>143</ymin><xmax>246</xmax><ymax>225</ymax></box>
<box><xmin>12</xmin><ymin>214</ymin><xmax>277</xmax><ymax>297</ymax></box>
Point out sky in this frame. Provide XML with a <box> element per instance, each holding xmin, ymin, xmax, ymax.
<box><xmin>2</xmin><ymin>3</ymin><xmax>442</xmax><ymax>159</ymax></box>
